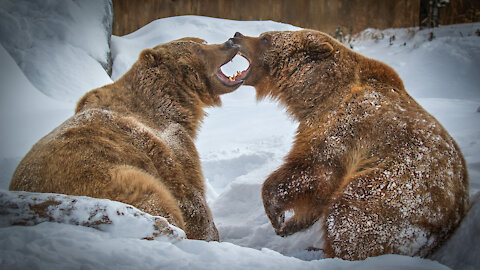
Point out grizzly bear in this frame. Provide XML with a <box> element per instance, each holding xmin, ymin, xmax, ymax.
<box><xmin>231</xmin><ymin>30</ymin><xmax>469</xmax><ymax>260</ymax></box>
<box><xmin>9</xmin><ymin>37</ymin><xmax>249</xmax><ymax>241</ymax></box>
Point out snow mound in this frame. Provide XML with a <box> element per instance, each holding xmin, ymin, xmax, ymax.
<box><xmin>0</xmin><ymin>219</ymin><xmax>449</xmax><ymax>270</ymax></box>
<box><xmin>0</xmin><ymin>189</ymin><xmax>185</xmax><ymax>241</ymax></box>
<box><xmin>428</xmin><ymin>192</ymin><xmax>480</xmax><ymax>270</ymax></box>
<box><xmin>212</xmin><ymin>177</ymin><xmax>326</xmax><ymax>260</ymax></box>
<box><xmin>0</xmin><ymin>43</ymin><xmax>74</xmax><ymax>189</ymax></box>
<box><xmin>0</xmin><ymin>0</ymin><xmax>113</xmax><ymax>102</ymax></box>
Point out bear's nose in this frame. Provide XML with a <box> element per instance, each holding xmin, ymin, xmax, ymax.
<box><xmin>225</xmin><ymin>39</ymin><xmax>237</xmax><ymax>48</ymax></box>
<box><xmin>234</xmin><ymin>32</ymin><xmax>244</xmax><ymax>38</ymax></box>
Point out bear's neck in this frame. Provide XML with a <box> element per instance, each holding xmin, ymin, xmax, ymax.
<box><xmin>261</xmin><ymin>61</ymin><xmax>355</xmax><ymax>122</ymax></box>
<box><xmin>262</xmin><ymin>53</ymin><xmax>404</xmax><ymax>124</ymax></box>
<box><xmin>75</xmin><ymin>65</ymin><xmax>205</xmax><ymax>138</ymax></box>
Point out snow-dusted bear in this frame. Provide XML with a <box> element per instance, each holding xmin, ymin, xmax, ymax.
<box><xmin>231</xmin><ymin>30</ymin><xmax>469</xmax><ymax>260</ymax></box>
<box><xmin>10</xmin><ymin>37</ymin><xmax>249</xmax><ymax>241</ymax></box>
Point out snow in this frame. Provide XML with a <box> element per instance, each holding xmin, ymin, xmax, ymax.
<box><xmin>0</xmin><ymin>190</ymin><xmax>185</xmax><ymax>241</ymax></box>
<box><xmin>346</xmin><ymin>25</ymin><xmax>480</xmax><ymax>100</ymax></box>
<box><xmin>0</xmin><ymin>43</ymin><xmax>74</xmax><ymax>188</ymax></box>
<box><xmin>429</xmin><ymin>193</ymin><xmax>480</xmax><ymax>269</ymax></box>
<box><xmin>0</xmin><ymin>1</ymin><xmax>479</xmax><ymax>268</ymax></box>
<box><xmin>0</xmin><ymin>222</ymin><xmax>449</xmax><ymax>270</ymax></box>
<box><xmin>0</xmin><ymin>0</ymin><xmax>113</xmax><ymax>103</ymax></box>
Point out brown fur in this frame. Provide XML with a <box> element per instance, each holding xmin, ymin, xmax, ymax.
<box><xmin>10</xmin><ymin>37</ymin><xmax>242</xmax><ymax>241</ymax></box>
<box><xmin>232</xmin><ymin>30</ymin><xmax>469</xmax><ymax>260</ymax></box>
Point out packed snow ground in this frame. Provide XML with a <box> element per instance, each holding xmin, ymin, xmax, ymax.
<box><xmin>0</xmin><ymin>5</ymin><xmax>479</xmax><ymax>270</ymax></box>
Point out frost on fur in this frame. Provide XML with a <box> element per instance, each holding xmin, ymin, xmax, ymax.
<box><xmin>232</xmin><ymin>29</ymin><xmax>469</xmax><ymax>260</ymax></box>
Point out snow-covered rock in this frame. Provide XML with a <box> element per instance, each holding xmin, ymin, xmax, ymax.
<box><xmin>0</xmin><ymin>0</ymin><xmax>113</xmax><ymax>102</ymax></box>
<box><xmin>0</xmin><ymin>221</ymin><xmax>449</xmax><ymax>270</ymax></box>
<box><xmin>0</xmin><ymin>189</ymin><xmax>185</xmax><ymax>241</ymax></box>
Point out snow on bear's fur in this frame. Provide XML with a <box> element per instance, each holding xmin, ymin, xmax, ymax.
<box><xmin>232</xmin><ymin>30</ymin><xmax>469</xmax><ymax>260</ymax></box>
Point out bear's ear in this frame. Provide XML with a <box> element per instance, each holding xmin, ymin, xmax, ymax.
<box><xmin>307</xmin><ymin>41</ymin><xmax>334</xmax><ymax>60</ymax></box>
<box><xmin>139</xmin><ymin>49</ymin><xmax>162</xmax><ymax>67</ymax></box>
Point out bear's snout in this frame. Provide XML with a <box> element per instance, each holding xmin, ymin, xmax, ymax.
<box><xmin>230</xmin><ymin>32</ymin><xmax>244</xmax><ymax>45</ymax></box>
<box><xmin>225</xmin><ymin>39</ymin><xmax>238</xmax><ymax>49</ymax></box>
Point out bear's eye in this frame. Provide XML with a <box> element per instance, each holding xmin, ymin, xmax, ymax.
<box><xmin>261</xmin><ymin>35</ymin><xmax>271</xmax><ymax>46</ymax></box>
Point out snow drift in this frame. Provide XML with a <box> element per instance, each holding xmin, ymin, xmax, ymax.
<box><xmin>0</xmin><ymin>0</ymin><xmax>113</xmax><ymax>103</ymax></box>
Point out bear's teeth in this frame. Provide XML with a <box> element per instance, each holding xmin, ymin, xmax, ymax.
<box><xmin>221</xmin><ymin>54</ymin><xmax>249</xmax><ymax>77</ymax></box>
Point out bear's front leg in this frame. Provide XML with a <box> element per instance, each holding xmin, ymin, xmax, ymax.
<box><xmin>262</xmin><ymin>157</ymin><xmax>337</xmax><ymax>236</ymax></box>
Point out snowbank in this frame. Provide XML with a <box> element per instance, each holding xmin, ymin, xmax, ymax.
<box><xmin>0</xmin><ymin>0</ymin><xmax>113</xmax><ymax>102</ymax></box>
<box><xmin>0</xmin><ymin>44</ymin><xmax>73</xmax><ymax>189</ymax></box>
<box><xmin>429</xmin><ymin>193</ymin><xmax>480</xmax><ymax>270</ymax></box>
<box><xmin>0</xmin><ymin>222</ymin><xmax>449</xmax><ymax>270</ymax></box>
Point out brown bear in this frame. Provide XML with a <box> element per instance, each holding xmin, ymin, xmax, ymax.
<box><xmin>9</xmin><ymin>37</ymin><xmax>250</xmax><ymax>241</ymax></box>
<box><xmin>231</xmin><ymin>30</ymin><xmax>469</xmax><ymax>260</ymax></box>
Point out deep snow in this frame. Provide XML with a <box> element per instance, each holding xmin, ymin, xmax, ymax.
<box><xmin>0</xmin><ymin>0</ymin><xmax>113</xmax><ymax>103</ymax></box>
<box><xmin>0</xmin><ymin>3</ymin><xmax>479</xmax><ymax>269</ymax></box>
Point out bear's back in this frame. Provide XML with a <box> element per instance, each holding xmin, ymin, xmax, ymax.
<box><xmin>322</xmin><ymin>86</ymin><xmax>469</xmax><ymax>259</ymax></box>
<box><xmin>9</xmin><ymin>108</ymin><xmax>199</xmax><ymax>198</ymax></box>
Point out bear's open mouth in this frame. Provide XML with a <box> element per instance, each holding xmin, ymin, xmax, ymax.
<box><xmin>216</xmin><ymin>53</ymin><xmax>250</xmax><ymax>87</ymax></box>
